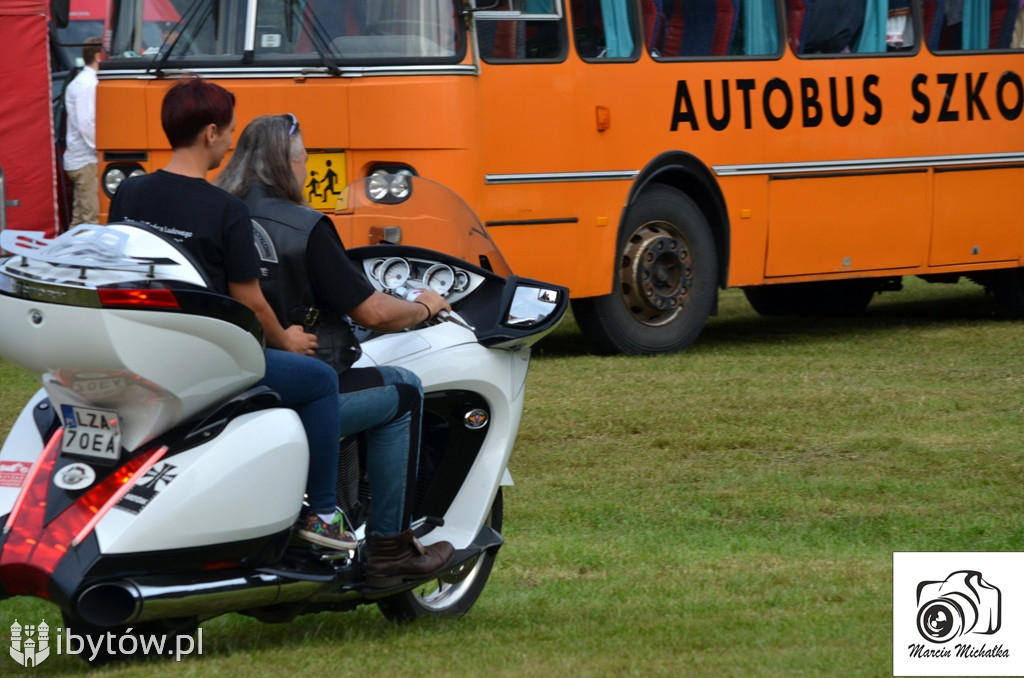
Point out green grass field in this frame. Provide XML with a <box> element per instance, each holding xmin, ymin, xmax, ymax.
<box><xmin>1</xmin><ymin>277</ymin><xmax>1022</xmax><ymax>677</ymax></box>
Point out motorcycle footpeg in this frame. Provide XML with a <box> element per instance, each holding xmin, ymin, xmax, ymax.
<box><xmin>317</xmin><ymin>548</ymin><xmax>356</xmax><ymax>562</ymax></box>
<box><xmin>410</xmin><ymin>516</ymin><xmax>445</xmax><ymax>538</ymax></box>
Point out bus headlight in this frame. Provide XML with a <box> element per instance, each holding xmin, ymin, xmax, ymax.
<box><xmin>366</xmin><ymin>168</ymin><xmax>414</xmax><ymax>204</ymax></box>
<box><xmin>102</xmin><ymin>165</ymin><xmax>146</xmax><ymax>197</ymax></box>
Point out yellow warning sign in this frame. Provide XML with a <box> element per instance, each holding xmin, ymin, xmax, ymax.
<box><xmin>303</xmin><ymin>152</ymin><xmax>347</xmax><ymax>211</ymax></box>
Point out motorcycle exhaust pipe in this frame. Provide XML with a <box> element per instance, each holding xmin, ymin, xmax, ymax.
<box><xmin>75</xmin><ymin>572</ymin><xmax>328</xmax><ymax>628</ymax></box>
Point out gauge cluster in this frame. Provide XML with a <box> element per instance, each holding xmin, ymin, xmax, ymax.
<box><xmin>362</xmin><ymin>256</ymin><xmax>483</xmax><ymax>303</ymax></box>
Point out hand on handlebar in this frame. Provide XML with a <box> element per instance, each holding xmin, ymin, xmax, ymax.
<box><xmin>414</xmin><ymin>290</ymin><xmax>452</xmax><ymax>319</ymax></box>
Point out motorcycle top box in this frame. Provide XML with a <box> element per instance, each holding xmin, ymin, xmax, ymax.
<box><xmin>0</xmin><ymin>175</ymin><xmax>566</xmax><ymax>663</ymax></box>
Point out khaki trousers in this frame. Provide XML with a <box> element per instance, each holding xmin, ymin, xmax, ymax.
<box><xmin>67</xmin><ymin>163</ymin><xmax>99</xmax><ymax>227</ymax></box>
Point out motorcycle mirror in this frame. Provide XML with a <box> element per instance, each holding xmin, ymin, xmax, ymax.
<box><xmin>504</xmin><ymin>286</ymin><xmax>562</xmax><ymax>327</ymax></box>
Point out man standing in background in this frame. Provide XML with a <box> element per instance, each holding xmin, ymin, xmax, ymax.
<box><xmin>63</xmin><ymin>37</ymin><xmax>103</xmax><ymax>227</ymax></box>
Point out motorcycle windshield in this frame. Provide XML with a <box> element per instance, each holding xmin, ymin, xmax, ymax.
<box><xmin>334</xmin><ymin>175</ymin><xmax>514</xmax><ymax>279</ymax></box>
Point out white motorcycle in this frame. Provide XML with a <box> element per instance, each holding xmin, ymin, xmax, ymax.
<box><xmin>0</xmin><ymin>175</ymin><xmax>566</xmax><ymax>663</ymax></box>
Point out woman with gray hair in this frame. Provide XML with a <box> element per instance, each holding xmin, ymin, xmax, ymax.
<box><xmin>215</xmin><ymin>114</ymin><xmax>455</xmax><ymax>587</ymax></box>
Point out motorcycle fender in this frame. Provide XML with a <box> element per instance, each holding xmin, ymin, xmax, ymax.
<box><xmin>0</xmin><ymin>389</ymin><xmax>51</xmax><ymax>517</ymax></box>
<box><xmin>397</xmin><ymin>344</ymin><xmax>524</xmax><ymax>548</ymax></box>
<box><xmin>501</xmin><ymin>468</ymin><xmax>514</xmax><ymax>487</ymax></box>
<box><xmin>93</xmin><ymin>408</ymin><xmax>308</xmax><ymax>554</ymax></box>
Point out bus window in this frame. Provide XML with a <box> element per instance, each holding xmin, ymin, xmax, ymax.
<box><xmin>788</xmin><ymin>0</ymin><xmax>920</xmax><ymax>56</ymax></box>
<box><xmin>885</xmin><ymin>0</ymin><xmax>915</xmax><ymax>51</ymax></box>
<box><xmin>924</xmin><ymin>0</ymin><xmax>1024</xmax><ymax>51</ymax></box>
<box><xmin>106</xmin><ymin>0</ymin><xmax>463</xmax><ymax>65</ymax></box>
<box><xmin>570</xmin><ymin>0</ymin><xmax>637</xmax><ymax>59</ymax></box>
<box><xmin>648</xmin><ymin>0</ymin><xmax>780</xmax><ymax>59</ymax></box>
<box><xmin>279</xmin><ymin>0</ymin><xmax>462</xmax><ymax>60</ymax></box>
<box><xmin>475</xmin><ymin>0</ymin><xmax>566</xmax><ymax>61</ymax></box>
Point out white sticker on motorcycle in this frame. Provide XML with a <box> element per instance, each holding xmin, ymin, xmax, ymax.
<box><xmin>0</xmin><ymin>461</ymin><xmax>31</xmax><ymax>488</ymax></box>
<box><xmin>115</xmin><ymin>462</ymin><xmax>178</xmax><ymax>514</ymax></box>
<box><xmin>53</xmin><ymin>462</ymin><xmax>96</xmax><ymax>491</ymax></box>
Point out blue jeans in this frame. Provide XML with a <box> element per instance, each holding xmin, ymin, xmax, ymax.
<box><xmin>337</xmin><ymin>366</ymin><xmax>423</xmax><ymax>536</ymax></box>
<box><xmin>258</xmin><ymin>349</ymin><xmax>341</xmax><ymax>512</ymax></box>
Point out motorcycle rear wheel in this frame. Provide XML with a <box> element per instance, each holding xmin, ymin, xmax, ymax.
<box><xmin>377</xmin><ymin>488</ymin><xmax>503</xmax><ymax>622</ymax></box>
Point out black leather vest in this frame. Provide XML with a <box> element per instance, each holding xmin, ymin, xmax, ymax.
<box><xmin>245</xmin><ymin>182</ymin><xmax>361</xmax><ymax>373</ymax></box>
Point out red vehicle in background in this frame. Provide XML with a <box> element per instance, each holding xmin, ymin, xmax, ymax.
<box><xmin>0</xmin><ymin>0</ymin><xmax>176</xmax><ymax>235</ymax></box>
<box><xmin>0</xmin><ymin>0</ymin><xmax>64</xmax><ymax>236</ymax></box>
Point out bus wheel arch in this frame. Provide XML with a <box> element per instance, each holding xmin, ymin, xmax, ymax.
<box><xmin>573</xmin><ymin>155</ymin><xmax>724</xmax><ymax>355</ymax></box>
<box><xmin>627</xmin><ymin>151</ymin><xmax>730</xmax><ymax>290</ymax></box>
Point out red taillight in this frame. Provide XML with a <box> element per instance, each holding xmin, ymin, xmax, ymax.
<box><xmin>0</xmin><ymin>443</ymin><xmax>167</xmax><ymax>598</ymax></box>
<box><xmin>98</xmin><ymin>288</ymin><xmax>180</xmax><ymax>309</ymax></box>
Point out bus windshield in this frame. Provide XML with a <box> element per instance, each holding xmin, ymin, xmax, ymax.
<box><xmin>105</xmin><ymin>0</ymin><xmax>464</xmax><ymax>67</ymax></box>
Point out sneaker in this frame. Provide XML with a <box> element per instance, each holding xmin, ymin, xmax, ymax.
<box><xmin>297</xmin><ymin>511</ymin><xmax>358</xmax><ymax>550</ymax></box>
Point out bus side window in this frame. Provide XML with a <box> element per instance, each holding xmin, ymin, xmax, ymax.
<box><xmin>796</xmin><ymin>0</ymin><xmax>866</xmax><ymax>53</ymax></box>
<box><xmin>649</xmin><ymin>0</ymin><xmax>778</xmax><ymax>58</ymax></box>
<box><xmin>787</xmin><ymin>0</ymin><xmax>914</xmax><ymax>55</ymax></box>
<box><xmin>925</xmin><ymin>0</ymin><xmax>1023</xmax><ymax>51</ymax></box>
<box><xmin>476</xmin><ymin>1</ymin><xmax>565</xmax><ymax>62</ymax></box>
<box><xmin>885</xmin><ymin>0</ymin><xmax>914</xmax><ymax>51</ymax></box>
<box><xmin>787</xmin><ymin>0</ymin><xmax>807</xmax><ymax>54</ymax></box>
<box><xmin>570</xmin><ymin>0</ymin><xmax>637</xmax><ymax>59</ymax></box>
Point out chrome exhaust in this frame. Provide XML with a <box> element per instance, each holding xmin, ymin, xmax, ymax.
<box><xmin>74</xmin><ymin>571</ymin><xmax>327</xmax><ymax>627</ymax></box>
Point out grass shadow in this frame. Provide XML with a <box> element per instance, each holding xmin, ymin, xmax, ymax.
<box><xmin>533</xmin><ymin>280</ymin><xmax>1007</xmax><ymax>358</ymax></box>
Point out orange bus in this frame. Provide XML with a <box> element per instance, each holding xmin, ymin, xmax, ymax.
<box><xmin>96</xmin><ymin>0</ymin><xmax>1024</xmax><ymax>355</ymax></box>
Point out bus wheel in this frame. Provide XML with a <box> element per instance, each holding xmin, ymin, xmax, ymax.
<box><xmin>572</xmin><ymin>185</ymin><xmax>717</xmax><ymax>355</ymax></box>
<box><xmin>987</xmin><ymin>268</ymin><xmax>1024</xmax><ymax>319</ymax></box>
<box><xmin>742</xmin><ymin>280</ymin><xmax>876</xmax><ymax>317</ymax></box>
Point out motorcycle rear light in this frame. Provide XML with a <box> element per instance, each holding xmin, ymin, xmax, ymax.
<box><xmin>98</xmin><ymin>288</ymin><xmax>180</xmax><ymax>309</ymax></box>
<box><xmin>0</xmin><ymin>443</ymin><xmax>167</xmax><ymax>598</ymax></box>
<box><xmin>72</xmin><ymin>446</ymin><xmax>168</xmax><ymax>547</ymax></box>
<box><xmin>2</xmin><ymin>429</ymin><xmax>63</xmax><ymax>536</ymax></box>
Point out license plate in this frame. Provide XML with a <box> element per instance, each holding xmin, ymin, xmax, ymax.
<box><xmin>60</xmin><ymin>405</ymin><xmax>122</xmax><ymax>461</ymax></box>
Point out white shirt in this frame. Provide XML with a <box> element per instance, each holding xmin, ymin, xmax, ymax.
<box><xmin>63</xmin><ymin>66</ymin><xmax>98</xmax><ymax>171</ymax></box>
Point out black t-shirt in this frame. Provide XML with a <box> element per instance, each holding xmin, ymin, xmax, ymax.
<box><xmin>306</xmin><ymin>219</ymin><xmax>375</xmax><ymax>317</ymax></box>
<box><xmin>108</xmin><ymin>170</ymin><xmax>260</xmax><ymax>295</ymax></box>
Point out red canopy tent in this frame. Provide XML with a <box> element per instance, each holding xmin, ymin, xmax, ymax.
<box><xmin>0</xmin><ymin>0</ymin><xmax>59</xmax><ymax>235</ymax></box>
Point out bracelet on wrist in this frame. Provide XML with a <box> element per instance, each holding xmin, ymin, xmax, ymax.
<box><xmin>415</xmin><ymin>299</ymin><xmax>432</xmax><ymax>322</ymax></box>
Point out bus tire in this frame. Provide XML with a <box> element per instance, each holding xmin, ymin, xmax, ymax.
<box><xmin>572</xmin><ymin>185</ymin><xmax>717</xmax><ymax>355</ymax></box>
<box><xmin>742</xmin><ymin>280</ymin><xmax>876</xmax><ymax>317</ymax></box>
<box><xmin>987</xmin><ymin>268</ymin><xmax>1024</xmax><ymax>319</ymax></box>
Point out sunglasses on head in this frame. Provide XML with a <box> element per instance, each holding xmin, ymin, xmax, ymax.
<box><xmin>284</xmin><ymin>112</ymin><xmax>299</xmax><ymax>136</ymax></box>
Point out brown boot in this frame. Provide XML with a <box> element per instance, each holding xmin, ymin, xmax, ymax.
<box><xmin>366</xmin><ymin>530</ymin><xmax>456</xmax><ymax>588</ymax></box>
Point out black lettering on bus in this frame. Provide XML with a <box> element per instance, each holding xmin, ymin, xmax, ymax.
<box><xmin>829</xmin><ymin>76</ymin><xmax>855</xmax><ymax>127</ymax></box>
<box><xmin>704</xmin><ymin>79</ymin><xmax>731</xmax><ymax>131</ymax></box>
<box><xmin>965</xmin><ymin>72</ymin><xmax>990</xmax><ymax>120</ymax></box>
<box><xmin>763</xmin><ymin>78</ymin><xmax>793</xmax><ymax>130</ymax></box>
<box><xmin>670</xmin><ymin>80</ymin><xmax>699</xmax><ymax>131</ymax></box>
<box><xmin>800</xmin><ymin>78</ymin><xmax>822</xmax><ymax>127</ymax></box>
<box><xmin>912</xmin><ymin>73</ymin><xmax>930</xmax><ymax>123</ymax></box>
<box><xmin>736</xmin><ymin>79</ymin><xmax>756</xmax><ymax>129</ymax></box>
<box><xmin>863</xmin><ymin>74</ymin><xmax>882</xmax><ymax>125</ymax></box>
<box><xmin>996</xmin><ymin>71</ymin><xmax>1023</xmax><ymax>120</ymax></box>
<box><xmin>937</xmin><ymin>73</ymin><xmax>959</xmax><ymax>122</ymax></box>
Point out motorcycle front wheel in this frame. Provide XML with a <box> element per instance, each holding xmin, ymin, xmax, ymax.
<box><xmin>377</xmin><ymin>488</ymin><xmax>503</xmax><ymax>622</ymax></box>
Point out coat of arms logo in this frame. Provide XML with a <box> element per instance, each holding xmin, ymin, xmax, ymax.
<box><xmin>10</xmin><ymin>619</ymin><xmax>51</xmax><ymax>667</ymax></box>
